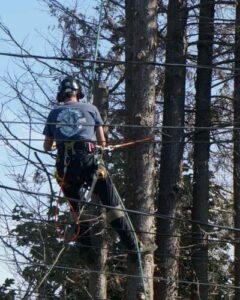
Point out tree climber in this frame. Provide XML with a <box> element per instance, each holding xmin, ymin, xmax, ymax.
<box><xmin>42</xmin><ymin>76</ymin><xmax>137</xmax><ymax>251</ymax></box>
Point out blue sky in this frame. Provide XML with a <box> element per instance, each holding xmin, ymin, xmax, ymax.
<box><xmin>0</xmin><ymin>0</ymin><xmax>98</xmax><ymax>288</ymax></box>
<box><xmin>0</xmin><ymin>0</ymin><xmax>56</xmax><ymax>286</ymax></box>
<box><xmin>0</xmin><ymin>0</ymin><xmax>55</xmax><ymax>42</ymax></box>
<box><xmin>0</xmin><ymin>0</ymin><xmax>57</xmax><ymax>72</ymax></box>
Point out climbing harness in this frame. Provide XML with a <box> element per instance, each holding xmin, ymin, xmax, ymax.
<box><xmin>54</xmin><ymin>139</ymin><xmax>150</xmax><ymax>299</ymax></box>
<box><xmin>55</xmin><ymin>142</ymin><xmax>85</xmax><ymax>242</ymax></box>
<box><xmin>55</xmin><ymin>142</ymin><xmax>107</xmax><ymax>242</ymax></box>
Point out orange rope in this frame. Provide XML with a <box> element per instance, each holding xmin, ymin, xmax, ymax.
<box><xmin>108</xmin><ymin>136</ymin><xmax>154</xmax><ymax>149</ymax></box>
<box><xmin>55</xmin><ymin>164</ymin><xmax>81</xmax><ymax>243</ymax></box>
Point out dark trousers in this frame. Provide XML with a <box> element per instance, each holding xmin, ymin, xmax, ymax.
<box><xmin>56</xmin><ymin>151</ymin><xmax>136</xmax><ymax>250</ymax></box>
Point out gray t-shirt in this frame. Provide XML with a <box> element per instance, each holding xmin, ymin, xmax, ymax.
<box><xmin>43</xmin><ymin>101</ymin><xmax>103</xmax><ymax>146</ymax></box>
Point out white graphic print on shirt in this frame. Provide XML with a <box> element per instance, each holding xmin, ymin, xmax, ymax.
<box><xmin>56</xmin><ymin>108</ymin><xmax>86</xmax><ymax>137</ymax></box>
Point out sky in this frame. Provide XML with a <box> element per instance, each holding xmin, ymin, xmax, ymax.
<box><xmin>0</xmin><ymin>0</ymin><xmax>57</xmax><ymax>286</ymax></box>
<box><xmin>0</xmin><ymin>0</ymin><xmax>98</xmax><ymax>289</ymax></box>
<box><xmin>0</xmin><ymin>0</ymin><xmax>57</xmax><ymax>68</ymax></box>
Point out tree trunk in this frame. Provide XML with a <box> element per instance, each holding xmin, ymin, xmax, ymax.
<box><xmin>154</xmin><ymin>1</ymin><xmax>187</xmax><ymax>299</ymax></box>
<box><xmin>125</xmin><ymin>0</ymin><xmax>157</xmax><ymax>299</ymax></box>
<box><xmin>88</xmin><ymin>211</ymin><xmax>108</xmax><ymax>300</ymax></box>
<box><xmin>233</xmin><ymin>2</ymin><xmax>240</xmax><ymax>299</ymax></box>
<box><xmin>191</xmin><ymin>1</ymin><xmax>215</xmax><ymax>299</ymax></box>
<box><xmin>88</xmin><ymin>83</ymin><xmax>109</xmax><ymax>299</ymax></box>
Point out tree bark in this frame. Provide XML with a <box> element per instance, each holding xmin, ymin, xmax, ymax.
<box><xmin>88</xmin><ymin>83</ymin><xmax>109</xmax><ymax>300</ymax></box>
<box><xmin>88</xmin><ymin>212</ymin><xmax>108</xmax><ymax>300</ymax></box>
<box><xmin>125</xmin><ymin>0</ymin><xmax>157</xmax><ymax>299</ymax></box>
<box><xmin>154</xmin><ymin>1</ymin><xmax>187</xmax><ymax>299</ymax></box>
<box><xmin>191</xmin><ymin>1</ymin><xmax>215</xmax><ymax>299</ymax></box>
<box><xmin>233</xmin><ymin>1</ymin><xmax>240</xmax><ymax>299</ymax></box>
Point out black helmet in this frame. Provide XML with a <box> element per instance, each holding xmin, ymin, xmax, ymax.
<box><xmin>57</xmin><ymin>76</ymin><xmax>84</xmax><ymax>102</ymax></box>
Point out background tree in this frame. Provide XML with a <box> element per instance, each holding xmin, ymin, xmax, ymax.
<box><xmin>233</xmin><ymin>1</ymin><xmax>240</xmax><ymax>299</ymax></box>
<box><xmin>124</xmin><ymin>0</ymin><xmax>157</xmax><ymax>299</ymax></box>
<box><xmin>0</xmin><ymin>0</ymin><xmax>240</xmax><ymax>299</ymax></box>
<box><xmin>191</xmin><ymin>0</ymin><xmax>215</xmax><ymax>299</ymax></box>
<box><xmin>155</xmin><ymin>0</ymin><xmax>187</xmax><ymax>299</ymax></box>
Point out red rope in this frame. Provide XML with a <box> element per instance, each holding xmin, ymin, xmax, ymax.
<box><xmin>55</xmin><ymin>165</ymin><xmax>80</xmax><ymax>243</ymax></box>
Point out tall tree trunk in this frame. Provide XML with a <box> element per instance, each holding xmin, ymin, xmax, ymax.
<box><xmin>154</xmin><ymin>1</ymin><xmax>187</xmax><ymax>299</ymax></box>
<box><xmin>88</xmin><ymin>83</ymin><xmax>109</xmax><ymax>299</ymax></box>
<box><xmin>233</xmin><ymin>2</ymin><xmax>240</xmax><ymax>299</ymax></box>
<box><xmin>125</xmin><ymin>0</ymin><xmax>157</xmax><ymax>299</ymax></box>
<box><xmin>191</xmin><ymin>1</ymin><xmax>215</xmax><ymax>299</ymax></box>
<box><xmin>88</xmin><ymin>212</ymin><xmax>108</xmax><ymax>300</ymax></box>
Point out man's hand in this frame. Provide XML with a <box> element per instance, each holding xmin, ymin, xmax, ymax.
<box><xmin>43</xmin><ymin>136</ymin><xmax>55</xmax><ymax>151</ymax></box>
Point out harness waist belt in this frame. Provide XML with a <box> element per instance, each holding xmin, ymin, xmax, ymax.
<box><xmin>57</xmin><ymin>141</ymin><xmax>95</xmax><ymax>156</ymax></box>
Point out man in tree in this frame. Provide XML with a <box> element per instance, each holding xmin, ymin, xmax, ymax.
<box><xmin>43</xmin><ymin>76</ymin><xmax>137</xmax><ymax>251</ymax></box>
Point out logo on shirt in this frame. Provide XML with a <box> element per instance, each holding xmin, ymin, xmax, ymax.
<box><xmin>56</xmin><ymin>108</ymin><xmax>86</xmax><ymax>137</ymax></box>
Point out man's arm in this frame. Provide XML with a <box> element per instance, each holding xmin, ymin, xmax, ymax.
<box><xmin>43</xmin><ymin>136</ymin><xmax>54</xmax><ymax>151</ymax></box>
<box><xmin>96</xmin><ymin>126</ymin><xmax>106</xmax><ymax>147</ymax></box>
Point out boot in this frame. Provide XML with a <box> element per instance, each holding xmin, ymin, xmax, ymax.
<box><xmin>110</xmin><ymin>216</ymin><xmax>136</xmax><ymax>250</ymax></box>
